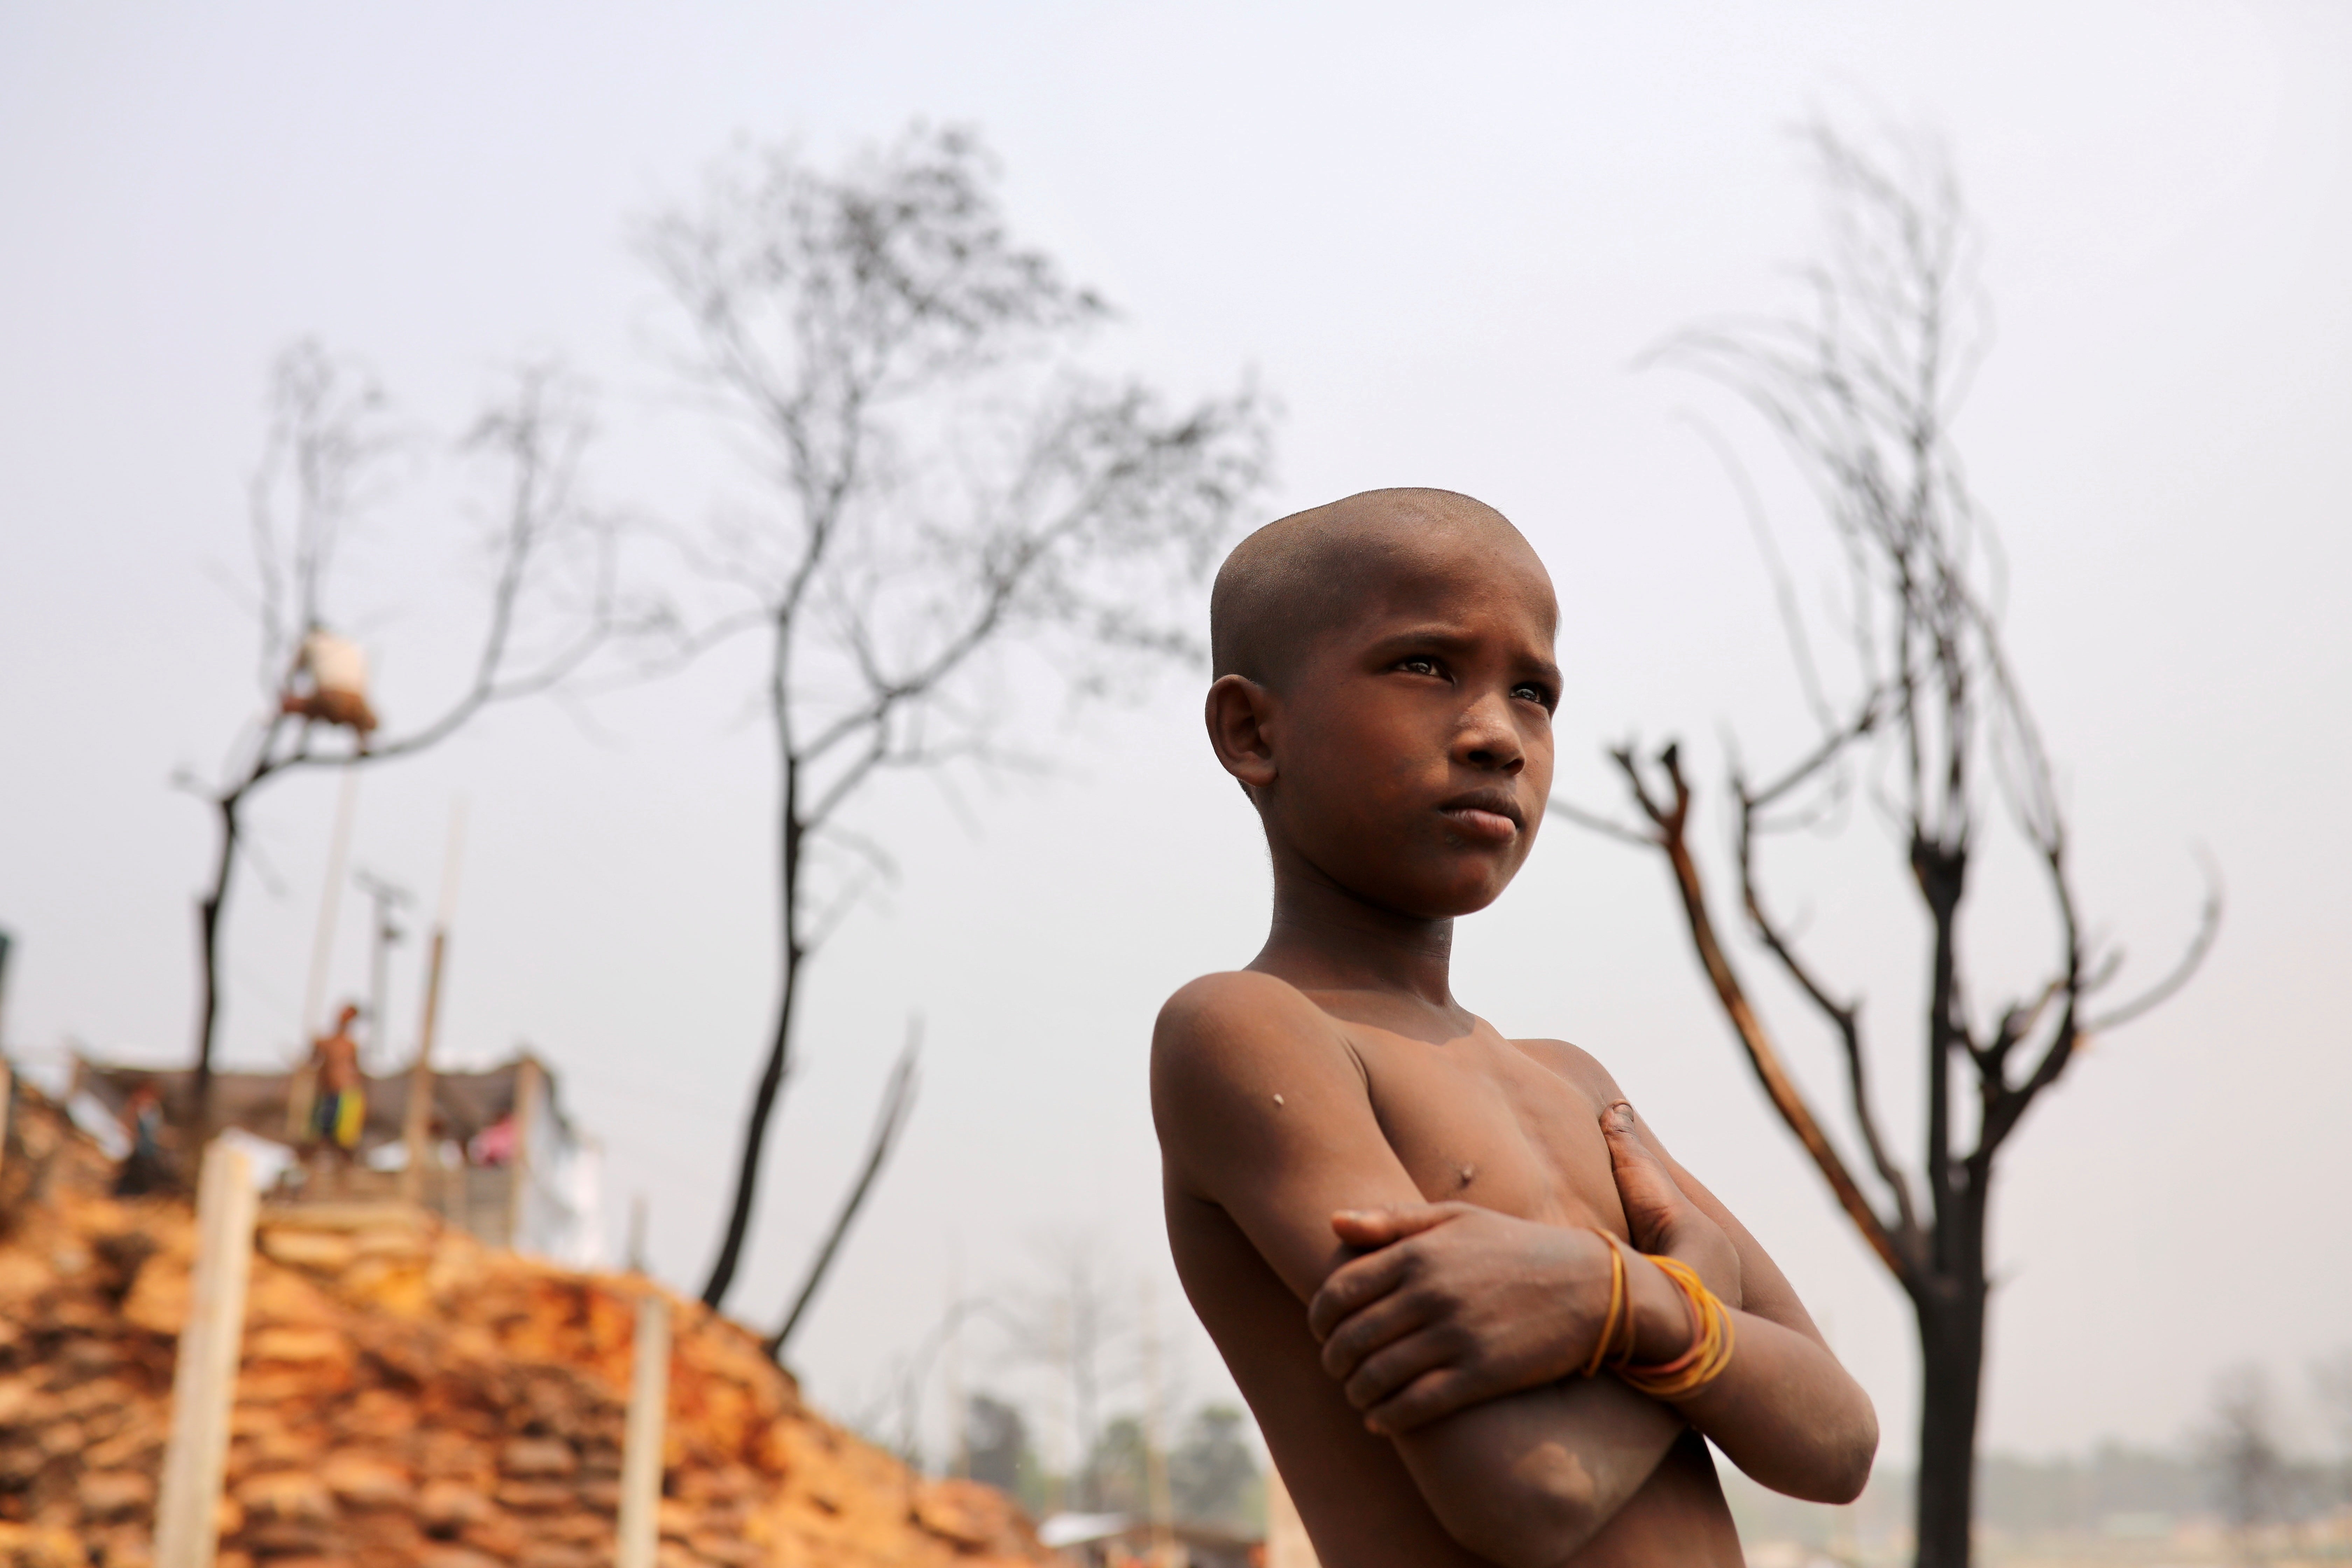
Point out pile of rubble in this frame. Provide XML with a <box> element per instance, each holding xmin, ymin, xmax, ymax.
<box><xmin>0</xmin><ymin>1082</ymin><xmax>1045</xmax><ymax>1568</ymax></box>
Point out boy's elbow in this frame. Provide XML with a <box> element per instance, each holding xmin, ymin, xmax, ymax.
<box><xmin>1825</xmin><ymin>1408</ymin><xmax>1879</xmax><ymax>1504</ymax></box>
<box><xmin>1786</xmin><ymin>1403</ymin><xmax>1878</xmax><ymax>1506</ymax></box>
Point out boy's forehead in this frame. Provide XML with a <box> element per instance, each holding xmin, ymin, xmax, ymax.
<box><xmin>1210</xmin><ymin>487</ymin><xmax>1555</xmax><ymax>685</ymax></box>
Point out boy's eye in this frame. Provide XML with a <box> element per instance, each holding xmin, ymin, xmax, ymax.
<box><xmin>1513</xmin><ymin>682</ymin><xmax>1557</xmax><ymax>710</ymax></box>
<box><xmin>1396</xmin><ymin>656</ymin><xmax>1443</xmax><ymax>677</ymax></box>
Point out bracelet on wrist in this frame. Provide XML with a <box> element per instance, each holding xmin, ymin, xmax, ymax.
<box><xmin>1617</xmin><ymin>1253</ymin><xmax>1736</xmax><ymax>1399</ymax></box>
<box><xmin>1577</xmin><ymin>1231</ymin><xmax>1643</xmax><ymax>1378</ymax></box>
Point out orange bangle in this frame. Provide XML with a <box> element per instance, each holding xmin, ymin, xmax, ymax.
<box><xmin>1578</xmin><ymin>1232</ymin><xmax>1626</xmax><ymax>1379</ymax></box>
<box><xmin>1618</xmin><ymin>1254</ymin><xmax>1736</xmax><ymax>1400</ymax></box>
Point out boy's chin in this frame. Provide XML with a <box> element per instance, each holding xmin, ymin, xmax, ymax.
<box><xmin>1354</xmin><ymin>869</ymin><xmax>1516</xmax><ymax>922</ymax></box>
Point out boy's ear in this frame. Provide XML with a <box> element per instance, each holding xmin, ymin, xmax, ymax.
<box><xmin>1204</xmin><ymin>673</ymin><xmax>1279</xmax><ymax>791</ymax></box>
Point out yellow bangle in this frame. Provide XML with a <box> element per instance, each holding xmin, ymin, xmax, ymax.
<box><xmin>1578</xmin><ymin>1232</ymin><xmax>1627</xmax><ymax>1379</ymax></box>
<box><xmin>1617</xmin><ymin>1254</ymin><xmax>1736</xmax><ymax>1400</ymax></box>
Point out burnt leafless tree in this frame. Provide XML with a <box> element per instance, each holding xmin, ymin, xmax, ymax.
<box><xmin>998</xmin><ymin>1232</ymin><xmax>1134</xmax><ymax>1511</ymax></box>
<box><xmin>1563</xmin><ymin>124</ymin><xmax>2217</xmax><ymax>1568</ymax></box>
<box><xmin>639</xmin><ymin>125</ymin><xmax>1272</xmax><ymax>1334</ymax></box>
<box><xmin>182</xmin><ymin>342</ymin><xmax>615</xmax><ymax>1118</ymax></box>
<box><xmin>2314</xmin><ymin>1348</ymin><xmax>2352</xmax><ymax>1506</ymax></box>
<box><xmin>2202</xmin><ymin>1365</ymin><xmax>2288</xmax><ymax>1563</ymax></box>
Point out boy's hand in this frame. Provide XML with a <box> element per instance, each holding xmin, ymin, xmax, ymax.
<box><xmin>1601</xmin><ymin>1101</ymin><xmax>1742</xmax><ymax>1309</ymax></box>
<box><xmin>1306</xmin><ymin>1102</ymin><xmax>1746</xmax><ymax>1437</ymax></box>
<box><xmin>1307</xmin><ymin>1204</ymin><xmax>1620</xmax><ymax>1436</ymax></box>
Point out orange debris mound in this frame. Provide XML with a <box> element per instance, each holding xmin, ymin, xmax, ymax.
<box><xmin>0</xmin><ymin>1083</ymin><xmax>1045</xmax><ymax>1568</ymax></box>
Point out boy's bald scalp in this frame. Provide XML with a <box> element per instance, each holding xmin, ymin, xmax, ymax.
<box><xmin>1210</xmin><ymin>488</ymin><xmax>1542</xmax><ymax>688</ymax></box>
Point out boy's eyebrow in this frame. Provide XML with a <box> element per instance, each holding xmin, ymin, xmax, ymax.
<box><xmin>1365</xmin><ymin>625</ymin><xmax>1563</xmax><ymax>686</ymax></box>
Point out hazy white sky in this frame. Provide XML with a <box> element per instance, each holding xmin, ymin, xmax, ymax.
<box><xmin>4</xmin><ymin>1</ymin><xmax>2348</xmax><ymax>1474</ymax></box>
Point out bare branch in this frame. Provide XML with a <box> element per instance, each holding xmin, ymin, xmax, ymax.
<box><xmin>1735</xmin><ymin>763</ymin><xmax>1919</xmax><ymax>1236</ymax></box>
<box><xmin>662</xmin><ymin>126</ymin><xmax>1274</xmax><ymax>1309</ymax></box>
<box><xmin>187</xmin><ymin>347</ymin><xmax>621</xmax><ymax>1097</ymax></box>
<box><xmin>1547</xmin><ymin>794</ymin><xmax>1656</xmax><ymax>848</ymax></box>
<box><xmin>1609</xmin><ymin>743</ymin><xmax>1916</xmax><ymax>1284</ymax></box>
<box><xmin>767</xmin><ymin>1021</ymin><xmax>923</xmax><ymax>1359</ymax></box>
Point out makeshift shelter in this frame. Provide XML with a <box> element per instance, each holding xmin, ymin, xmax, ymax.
<box><xmin>69</xmin><ymin>1051</ymin><xmax>603</xmax><ymax>1266</ymax></box>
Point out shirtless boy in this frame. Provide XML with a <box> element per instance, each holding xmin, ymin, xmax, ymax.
<box><xmin>1152</xmin><ymin>490</ymin><xmax>1876</xmax><ymax>1568</ymax></box>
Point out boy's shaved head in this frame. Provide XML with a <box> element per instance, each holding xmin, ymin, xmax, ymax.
<box><xmin>1211</xmin><ymin>488</ymin><xmax>1550</xmax><ymax>688</ymax></box>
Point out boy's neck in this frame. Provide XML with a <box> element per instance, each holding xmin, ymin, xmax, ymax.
<box><xmin>1252</xmin><ymin>847</ymin><xmax>1464</xmax><ymax>1022</ymax></box>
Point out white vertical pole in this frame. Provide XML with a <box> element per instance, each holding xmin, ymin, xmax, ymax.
<box><xmin>503</xmin><ymin>1055</ymin><xmax>544</xmax><ymax>1250</ymax></box>
<box><xmin>616</xmin><ymin>1292</ymin><xmax>671</xmax><ymax>1568</ymax></box>
<box><xmin>155</xmin><ymin>1140</ymin><xmax>258</xmax><ymax>1568</ymax></box>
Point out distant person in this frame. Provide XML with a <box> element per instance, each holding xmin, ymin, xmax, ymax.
<box><xmin>470</xmin><ymin>1110</ymin><xmax>518</xmax><ymax>1168</ymax></box>
<box><xmin>112</xmin><ymin>1078</ymin><xmax>173</xmax><ymax>1197</ymax></box>
<box><xmin>279</xmin><ymin>624</ymin><xmax>378</xmax><ymax>750</ymax></box>
<box><xmin>1152</xmin><ymin>490</ymin><xmax>1876</xmax><ymax>1568</ymax></box>
<box><xmin>304</xmin><ymin>1002</ymin><xmax>367</xmax><ymax>1164</ymax></box>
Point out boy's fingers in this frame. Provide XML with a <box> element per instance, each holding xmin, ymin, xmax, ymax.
<box><xmin>1364</xmin><ymin>1366</ymin><xmax>1484</xmax><ymax>1436</ymax></box>
<box><xmin>1340</xmin><ymin>1327</ymin><xmax>1454</xmax><ymax>1414</ymax></box>
<box><xmin>1330</xmin><ymin>1202</ymin><xmax>1458</xmax><ymax>1248</ymax></box>
<box><xmin>1317</xmin><ymin>1286</ymin><xmax>1431</xmax><ymax>1381</ymax></box>
<box><xmin>1307</xmin><ymin>1245</ymin><xmax>1415</xmax><ymax>1340</ymax></box>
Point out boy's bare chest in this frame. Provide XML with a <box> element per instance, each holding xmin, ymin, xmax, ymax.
<box><xmin>1349</xmin><ymin>1028</ymin><xmax>1628</xmax><ymax>1236</ymax></box>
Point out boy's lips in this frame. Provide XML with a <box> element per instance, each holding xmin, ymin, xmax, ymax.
<box><xmin>1438</xmin><ymin>790</ymin><xmax>1524</xmax><ymax>844</ymax></box>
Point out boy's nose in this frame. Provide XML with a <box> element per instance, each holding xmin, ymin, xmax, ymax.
<box><xmin>1454</xmin><ymin>699</ymin><xmax>1525</xmax><ymax>774</ymax></box>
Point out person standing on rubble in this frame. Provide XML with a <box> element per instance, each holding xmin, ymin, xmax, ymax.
<box><xmin>112</xmin><ymin>1078</ymin><xmax>174</xmax><ymax>1197</ymax></box>
<box><xmin>303</xmin><ymin>1002</ymin><xmax>367</xmax><ymax>1171</ymax></box>
<box><xmin>279</xmin><ymin>623</ymin><xmax>378</xmax><ymax>750</ymax></box>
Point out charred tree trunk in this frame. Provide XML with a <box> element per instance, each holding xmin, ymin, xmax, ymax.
<box><xmin>1587</xmin><ymin>119</ymin><xmax>2221</xmax><ymax>1568</ymax></box>
<box><xmin>1913</xmin><ymin>1112</ymin><xmax>1990</xmax><ymax>1568</ymax></box>
<box><xmin>1914</xmin><ymin>1276</ymin><xmax>1988</xmax><ymax>1568</ymax></box>
<box><xmin>700</xmin><ymin>728</ymin><xmax>805</xmax><ymax>1309</ymax></box>
<box><xmin>190</xmin><ymin>790</ymin><xmax>246</xmax><ymax>1130</ymax></box>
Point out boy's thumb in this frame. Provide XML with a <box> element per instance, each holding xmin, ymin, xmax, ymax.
<box><xmin>1331</xmin><ymin>1203</ymin><xmax>1454</xmax><ymax>1247</ymax></box>
<box><xmin>1602</xmin><ymin>1102</ymin><xmax>1683</xmax><ymax>1214</ymax></box>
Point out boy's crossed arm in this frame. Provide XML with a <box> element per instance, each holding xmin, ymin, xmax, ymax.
<box><xmin>1156</xmin><ymin>978</ymin><xmax>1877</xmax><ymax>1567</ymax></box>
<box><xmin>1310</xmin><ymin>1091</ymin><xmax>1878</xmax><ymax>1506</ymax></box>
<box><xmin>1155</xmin><ymin>975</ymin><xmax>1691</xmax><ymax>1568</ymax></box>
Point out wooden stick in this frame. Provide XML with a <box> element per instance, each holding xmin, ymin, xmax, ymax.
<box><xmin>505</xmin><ymin>1055</ymin><xmax>543</xmax><ymax>1249</ymax></box>
<box><xmin>155</xmin><ymin>1140</ymin><xmax>258</xmax><ymax>1568</ymax></box>
<box><xmin>616</xmin><ymin>1292</ymin><xmax>671</xmax><ymax>1568</ymax></box>
<box><xmin>399</xmin><ymin>928</ymin><xmax>448</xmax><ymax>1207</ymax></box>
<box><xmin>402</xmin><ymin>800</ymin><xmax>468</xmax><ymax>1207</ymax></box>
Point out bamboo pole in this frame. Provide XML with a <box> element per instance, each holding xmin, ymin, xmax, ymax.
<box><xmin>399</xmin><ymin>930</ymin><xmax>447</xmax><ymax>1207</ymax></box>
<box><xmin>505</xmin><ymin>1055</ymin><xmax>543</xmax><ymax>1250</ymax></box>
<box><xmin>154</xmin><ymin>1140</ymin><xmax>258</xmax><ymax>1568</ymax></box>
<box><xmin>401</xmin><ymin>803</ymin><xmax>465</xmax><ymax>1208</ymax></box>
<box><xmin>616</xmin><ymin>1293</ymin><xmax>671</xmax><ymax>1568</ymax></box>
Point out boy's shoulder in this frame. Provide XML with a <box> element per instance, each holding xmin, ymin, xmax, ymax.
<box><xmin>1152</xmin><ymin>971</ymin><xmax>1628</xmax><ymax>1120</ymax></box>
<box><xmin>1152</xmin><ymin>969</ymin><xmax>1351</xmax><ymax>1076</ymax></box>
<box><xmin>1509</xmin><ymin>1034</ymin><xmax>1627</xmax><ymax>1107</ymax></box>
<box><xmin>1149</xmin><ymin>970</ymin><xmax>1368</xmax><ymax>1142</ymax></box>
